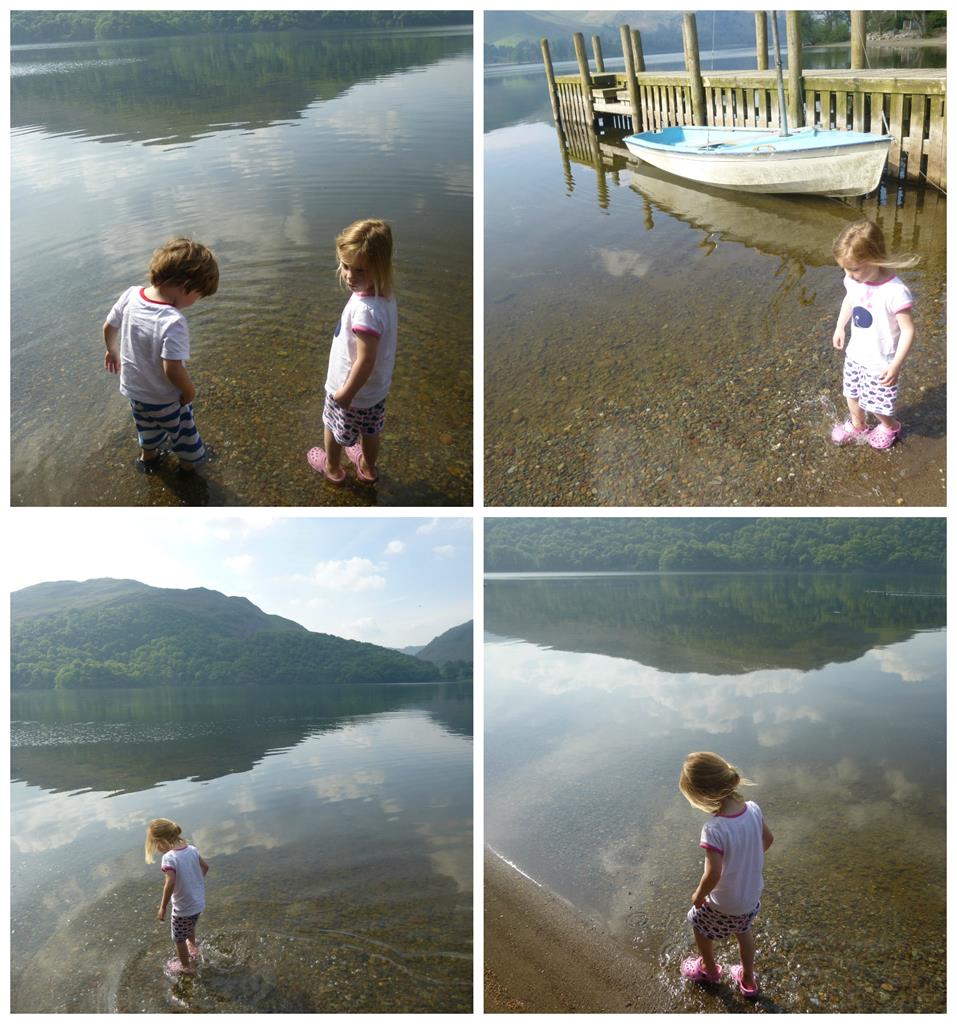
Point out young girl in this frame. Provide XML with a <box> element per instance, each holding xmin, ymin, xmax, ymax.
<box><xmin>830</xmin><ymin>220</ymin><xmax>917</xmax><ymax>451</ymax></box>
<box><xmin>145</xmin><ymin>818</ymin><xmax>209</xmax><ymax>975</ymax></box>
<box><xmin>678</xmin><ymin>752</ymin><xmax>773</xmax><ymax>999</ymax></box>
<box><xmin>307</xmin><ymin>219</ymin><xmax>398</xmax><ymax>485</ymax></box>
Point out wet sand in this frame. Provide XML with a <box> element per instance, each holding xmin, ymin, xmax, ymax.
<box><xmin>484</xmin><ymin>850</ymin><xmax>666</xmax><ymax>1014</ymax></box>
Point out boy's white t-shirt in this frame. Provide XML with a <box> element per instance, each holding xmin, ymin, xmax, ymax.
<box><xmin>843</xmin><ymin>273</ymin><xmax>913</xmax><ymax>372</ymax></box>
<box><xmin>324</xmin><ymin>292</ymin><xmax>398</xmax><ymax>408</ymax></box>
<box><xmin>161</xmin><ymin>844</ymin><xmax>206</xmax><ymax>917</ymax></box>
<box><xmin>107</xmin><ymin>286</ymin><xmax>191</xmax><ymax>405</ymax></box>
<box><xmin>699</xmin><ymin>801</ymin><xmax>764</xmax><ymax>915</ymax></box>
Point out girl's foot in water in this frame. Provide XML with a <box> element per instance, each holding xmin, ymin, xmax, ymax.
<box><xmin>730</xmin><ymin>964</ymin><xmax>760</xmax><ymax>998</ymax></box>
<box><xmin>680</xmin><ymin>955</ymin><xmax>722</xmax><ymax>983</ymax></box>
<box><xmin>830</xmin><ymin>418</ymin><xmax>871</xmax><ymax>445</ymax></box>
<box><xmin>186</xmin><ymin>939</ymin><xmax>201</xmax><ymax>959</ymax></box>
<box><xmin>165</xmin><ymin>957</ymin><xmax>195</xmax><ymax>976</ymax></box>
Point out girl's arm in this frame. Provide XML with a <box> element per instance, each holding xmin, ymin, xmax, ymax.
<box><xmin>880</xmin><ymin>310</ymin><xmax>915</xmax><ymax>386</ymax></box>
<box><xmin>157</xmin><ymin>870</ymin><xmax>175</xmax><ymax>920</ymax></box>
<box><xmin>199</xmin><ymin>856</ymin><xmax>209</xmax><ymax>876</ymax></box>
<box><xmin>762</xmin><ymin>820</ymin><xmax>774</xmax><ymax>851</ymax></box>
<box><xmin>333</xmin><ymin>331</ymin><xmax>379</xmax><ymax>409</ymax></box>
<box><xmin>692</xmin><ymin>848</ymin><xmax>723</xmax><ymax>907</ymax></box>
<box><xmin>104</xmin><ymin>323</ymin><xmax>121</xmax><ymax>373</ymax></box>
<box><xmin>832</xmin><ymin>293</ymin><xmax>854</xmax><ymax>349</ymax></box>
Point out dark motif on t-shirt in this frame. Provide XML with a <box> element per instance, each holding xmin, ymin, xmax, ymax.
<box><xmin>852</xmin><ymin>306</ymin><xmax>873</xmax><ymax>329</ymax></box>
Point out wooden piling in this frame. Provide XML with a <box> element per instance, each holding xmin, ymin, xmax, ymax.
<box><xmin>631</xmin><ymin>28</ymin><xmax>645</xmax><ymax>73</ymax></box>
<box><xmin>681</xmin><ymin>13</ymin><xmax>706</xmax><ymax>126</ymax></box>
<box><xmin>591</xmin><ymin>34</ymin><xmax>605</xmax><ymax>73</ymax></box>
<box><xmin>540</xmin><ymin>38</ymin><xmax>562</xmax><ymax>126</ymax></box>
<box><xmin>619</xmin><ymin>24</ymin><xmax>641</xmax><ymax>133</ymax></box>
<box><xmin>850</xmin><ymin>12</ymin><xmax>866</xmax><ymax>69</ymax></box>
<box><xmin>754</xmin><ymin>13</ymin><xmax>768</xmax><ymax>70</ymax></box>
<box><xmin>785</xmin><ymin>11</ymin><xmax>804</xmax><ymax>127</ymax></box>
<box><xmin>572</xmin><ymin>32</ymin><xmax>596</xmax><ymax>125</ymax></box>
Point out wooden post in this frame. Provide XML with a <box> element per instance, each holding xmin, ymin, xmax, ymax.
<box><xmin>591</xmin><ymin>34</ymin><xmax>605</xmax><ymax>73</ymax></box>
<box><xmin>785</xmin><ymin>11</ymin><xmax>804</xmax><ymax>127</ymax></box>
<box><xmin>850</xmin><ymin>11</ymin><xmax>866</xmax><ymax>69</ymax></box>
<box><xmin>631</xmin><ymin>28</ymin><xmax>646</xmax><ymax>72</ymax></box>
<box><xmin>619</xmin><ymin>24</ymin><xmax>641</xmax><ymax>133</ymax></box>
<box><xmin>573</xmin><ymin>32</ymin><xmax>595</xmax><ymax>125</ymax></box>
<box><xmin>755</xmin><ymin>12</ymin><xmax>768</xmax><ymax>70</ymax></box>
<box><xmin>540</xmin><ymin>38</ymin><xmax>562</xmax><ymax>126</ymax></box>
<box><xmin>682</xmin><ymin>13</ymin><xmax>706</xmax><ymax>126</ymax></box>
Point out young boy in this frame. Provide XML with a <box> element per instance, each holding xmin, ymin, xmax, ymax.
<box><xmin>103</xmin><ymin>238</ymin><xmax>219</xmax><ymax>471</ymax></box>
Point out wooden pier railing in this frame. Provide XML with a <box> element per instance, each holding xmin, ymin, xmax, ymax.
<box><xmin>554</xmin><ymin>67</ymin><xmax>946</xmax><ymax>189</ymax></box>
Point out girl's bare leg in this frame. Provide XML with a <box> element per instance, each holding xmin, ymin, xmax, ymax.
<box><xmin>874</xmin><ymin>412</ymin><xmax>901</xmax><ymax>431</ymax></box>
<box><xmin>693</xmin><ymin>930</ymin><xmax>718</xmax><ymax>976</ymax></box>
<box><xmin>735</xmin><ymin>929</ymin><xmax>756</xmax><ymax>988</ymax></box>
<box><xmin>323</xmin><ymin>427</ymin><xmax>345</xmax><ymax>477</ymax></box>
<box><xmin>175</xmin><ymin>940</ymin><xmax>194</xmax><ymax>971</ymax></box>
<box><xmin>359</xmin><ymin>433</ymin><xmax>380</xmax><ymax>477</ymax></box>
<box><xmin>845</xmin><ymin>396</ymin><xmax>867</xmax><ymax>429</ymax></box>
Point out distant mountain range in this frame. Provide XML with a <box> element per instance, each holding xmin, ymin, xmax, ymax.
<box><xmin>415</xmin><ymin>620</ymin><xmax>473</xmax><ymax>664</ymax></box>
<box><xmin>11</xmin><ymin>579</ymin><xmax>470</xmax><ymax>690</ymax></box>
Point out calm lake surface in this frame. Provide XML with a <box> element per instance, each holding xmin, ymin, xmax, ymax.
<box><xmin>12</xmin><ymin>26</ymin><xmax>473</xmax><ymax>507</ymax></box>
<box><xmin>485</xmin><ymin>48</ymin><xmax>946</xmax><ymax>508</ymax></box>
<box><xmin>12</xmin><ymin>682</ymin><xmax>473</xmax><ymax>1012</ymax></box>
<box><xmin>485</xmin><ymin>572</ymin><xmax>945</xmax><ymax>1012</ymax></box>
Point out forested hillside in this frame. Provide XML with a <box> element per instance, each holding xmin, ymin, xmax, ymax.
<box><xmin>12</xmin><ymin>579</ymin><xmax>438</xmax><ymax>690</ymax></box>
<box><xmin>485</xmin><ymin>519</ymin><xmax>944</xmax><ymax>573</ymax></box>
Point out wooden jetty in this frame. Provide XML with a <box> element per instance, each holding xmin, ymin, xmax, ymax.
<box><xmin>543</xmin><ymin>14</ymin><xmax>946</xmax><ymax>189</ymax></box>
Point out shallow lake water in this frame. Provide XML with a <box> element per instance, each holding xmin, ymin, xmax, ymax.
<box><xmin>485</xmin><ymin>572</ymin><xmax>945</xmax><ymax>1012</ymax></box>
<box><xmin>12</xmin><ymin>682</ymin><xmax>473</xmax><ymax>1012</ymax></box>
<box><xmin>12</xmin><ymin>26</ymin><xmax>472</xmax><ymax>507</ymax></box>
<box><xmin>485</xmin><ymin>57</ymin><xmax>945</xmax><ymax>507</ymax></box>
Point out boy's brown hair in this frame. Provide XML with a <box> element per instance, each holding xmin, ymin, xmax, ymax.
<box><xmin>336</xmin><ymin>219</ymin><xmax>394</xmax><ymax>297</ymax></box>
<box><xmin>149</xmin><ymin>238</ymin><xmax>220</xmax><ymax>296</ymax></box>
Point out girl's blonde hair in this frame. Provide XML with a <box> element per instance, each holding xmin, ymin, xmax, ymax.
<box><xmin>833</xmin><ymin>219</ymin><xmax>919</xmax><ymax>271</ymax></box>
<box><xmin>336</xmin><ymin>219</ymin><xmax>394</xmax><ymax>297</ymax></box>
<box><xmin>679</xmin><ymin>752</ymin><xmax>753</xmax><ymax>813</ymax></box>
<box><xmin>145</xmin><ymin>818</ymin><xmax>185</xmax><ymax>863</ymax></box>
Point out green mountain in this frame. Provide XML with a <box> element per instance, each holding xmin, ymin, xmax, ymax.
<box><xmin>416</xmin><ymin>621</ymin><xmax>473</xmax><ymax>664</ymax></box>
<box><xmin>11</xmin><ymin>579</ymin><xmax>438</xmax><ymax>690</ymax></box>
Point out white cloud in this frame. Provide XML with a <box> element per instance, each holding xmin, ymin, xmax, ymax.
<box><xmin>417</xmin><ymin>519</ymin><xmax>441</xmax><ymax>535</ymax></box>
<box><xmin>308</xmin><ymin>558</ymin><xmax>386</xmax><ymax>592</ymax></box>
<box><xmin>385</xmin><ymin>540</ymin><xmax>405</xmax><ymax>556</ymax></box>
<box><xmin>433</xmin><ymin>545</ymin><xmax>455</xmax><ymax>559</ymax></box>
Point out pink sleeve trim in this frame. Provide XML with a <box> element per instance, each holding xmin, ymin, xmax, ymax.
<box><xmin>700</xmin><ymin>843</ymin><xmax>724</xmax><ymax>854</ymax></box>
<box><xmin>353</xmin><ymin>325</ymin><xmax>381</xmax><ymax>338</ymax></box>
<box><xmin>161</xmin><ymin>866</ymin><xmax>176</xmax><ymax>873</ymax></box>
<box><xmin>891</xmin><ymin>303</ymin><xmax>913</xmax><ymax>314</ymax></box>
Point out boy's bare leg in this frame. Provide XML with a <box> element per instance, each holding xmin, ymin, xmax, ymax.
<box><xmin>175</xmin><ymin>940</ymin><xmax>194</xmax><ymax>971</ymax></box>
<box><xmin>140</xmin><ymin>448</ymin><xmax>160</xmax><ymax>463</ymax></box>
<box><xmin>324</xmin><ymin>427</ymin><xmax>345</xmax><ymax>477</ymax></box>
<box><xmin>735</xmin><ymin>929</ymin><xmax>756</xmax><ymax>988</ymax></box>
<box><xmin>693</xmin><ymin>930</ymin><xmax>718</xmax><ymax>977</ymax></box>
<box><xmin>359</xmin><ymin>433</ymin><xmax>380</xmax><ymax>477</ymax></box>
<box><xmin>845</xmin><ymin>396</ymin><xmax>867</xmax><ymax>430</ymax></box>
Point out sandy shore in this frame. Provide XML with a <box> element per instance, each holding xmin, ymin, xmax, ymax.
<box><xmin>484</xmin><ymin>850</ymin><xmax>670</xmax><ymax>1013</ymax></box>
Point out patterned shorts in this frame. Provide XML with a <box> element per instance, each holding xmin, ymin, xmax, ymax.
<box><xmin>171</xmin><ymin>912</ymin><xmax>200</xmax><ymax>943</ymax></box>
<box><xmin>323</xmin><ymin>393</ymin><xmax>387</xmax><ymax>447</ymax></box>
<box><xmin>687</xmin><ymin>900</ymin><xmax>760</xmax><ymax>940</ymax></box>
<box><xmin>129</xmin><ymin>399</ymin><xmax>207</xmax><ymax>464</ymax></box>
<box><xmin>842</xmin><ymin>358</ymin><xmax>898</xmax><ymax>417</ymax></box>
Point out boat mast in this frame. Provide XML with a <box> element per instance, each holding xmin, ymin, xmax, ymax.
<box><xmin>769</xmin><ymin>10</ymin><xmax>790</xmax><ymax>137</ymax></box>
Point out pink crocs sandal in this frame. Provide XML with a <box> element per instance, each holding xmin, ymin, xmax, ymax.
<box><xmin>867</xmin><ymin>422</ymin><xmax>901</xmax><ymax>450</ymax></box>
<box><xmin>730</xmin><ymin>964</ymin><xmax>760</xmax><ymax>998</ymax></box>
<box><xmin>306</xmin><ymin>447</ymin><xmax>346</xmax><ymax>484</ymax></box>
<box><xmin>344</xmin><ymin>443</ymin><xmax>378</xmax><ymax>483</ymax></box>
<box><xmin>680</xmin><ymin>956</ymin><xmax>722</xmax><ymax>984</ymax></box>
<box><xmin>164</xmin><ymin>957</ymin><xmax>195</xmax><ymax>976</ymax></box>
<box><xmin>830</xmin><ymin>419</ymin><xmax>870</xmax><ymax>445</ymax></box>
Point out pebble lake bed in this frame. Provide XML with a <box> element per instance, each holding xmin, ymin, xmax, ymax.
<box><xmin>485</xmin><ymin>61</ymin><xmax>945</xmax><ymax>507</ymax></box>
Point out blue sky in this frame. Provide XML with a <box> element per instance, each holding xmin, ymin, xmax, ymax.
<box><xmin>8</xmin><ymin>512</ymin><xmax>473</xmax><ymax>649</ymax></box>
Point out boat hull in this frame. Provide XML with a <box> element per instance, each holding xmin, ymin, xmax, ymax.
<box><xmin>623</xmin><ymin>127</ymin><xmax>891</xmax><ymax>197</ymax></box>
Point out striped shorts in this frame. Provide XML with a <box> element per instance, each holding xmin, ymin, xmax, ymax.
<box><xmin>688</xmin><ymin>899</ymin><xmax>760</xmax><ymax>940</ymax></box>
<box><xmin>129</xmin><ymin>399</ymin><xmax>206</xmax><ymax>465</ymax></box>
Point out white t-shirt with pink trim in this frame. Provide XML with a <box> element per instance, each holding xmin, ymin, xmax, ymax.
<box><xmin>324</xmin><ymin>292</ymin><xmax>398</xmax><ymax>408</ymax></box>
<box><xmin>843</xmin><ymin>273</ymin><xmax>914</xmax><ymax>373</ymax></box>
<box><xmin>107</xmin><ymin>286</ymin><xmax>191</xmax><ymax>404</ymax></box>
<box><xmin>699</xmin><ymin>801</ymin><xmax>764</xmax><ymax>915</ymax></box>
<box><xmin>161</xmin><ymin>843</ymin><xmax>206</xmax><ymax>917</ymax></box>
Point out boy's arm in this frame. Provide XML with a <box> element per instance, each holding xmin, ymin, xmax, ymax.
<box><xmin>692</xmin><ymin>847</ymin><xmax>723</xmax><ymax>907</ymax></box>
<box><xmin>157</xmin><ymin>870</ymin><xmax>175</xmax><ymax>919</ymax></box>
<box><xmin>832</xmin><ymin>293</ymin><xmax>854</xmax><ymax>348</ymax></box>
<box><xmin>880</xmin><ymin>310</ymin><xmax>915</xmax><ymax>386</ymax></box>
<box><xmin>762</xmin><ymin>820</ymin><xmax>774</xmax><ymax>851</ymax></box>
<box><xmin>163</xmin><ymin>359</ymin><xmax>196</xmax><ymax>406</ymax></box>
<box><xmin>104</xmin><ymin>323</ymin><xmax>121</xmax><ymax>373</ymax></box>
<box><xmin>333</xmin><ymin>331</ymin><xmax>379</xmax><ymax>409</ymax></box>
